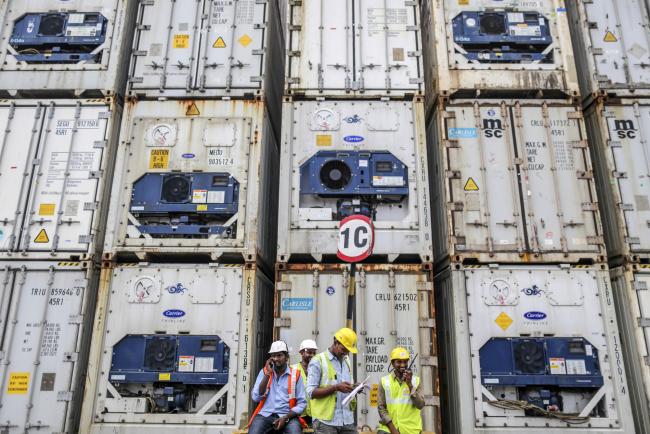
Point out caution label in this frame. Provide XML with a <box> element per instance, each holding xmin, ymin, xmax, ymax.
<box><xmin>369</xmin><ymin>383</ymin><xmax>379</xmax><ymax>407</ymax></box>
<box><xmin>495</xmin><ymin>312</ymin><xmax>513</xmax><ymax>331</ymax></box>
<box><xmin>316</xmin><ymin>135</ymin><xmax>332</xmax><ymax>147</ymax></box>
<box><xmin>34</xmin><ymin>229</ymin><xmax>49</xmax><ymax>244</ymax></box>
<box><xmin>604</xmin><ymin>31</ymin><xmax>617</xmax><ymax>42</ymax></box>
<box><xmin>213</xmin><ymin>36</ymin><xmax>226</xmax><ymax>48</ymax></box>
<box><xmin>186</xmin><ymin>102</ymin><xmax>200</xmax><ymax>116</ymax></box>
<box><xmin>173</xmin><ymin>34</ymin><xmax>190</xmax><ymax>48</ymax></box>
<box><xmin>464</xmin><ymin>177</ymin><xmax>479</xmax><ymax>191</ymax></box>
<box><xmin>38</xmin><ymin>203</ymin><xmax>56</xmax><ymax>216</ymax></box>
<box><xmin>8</xmin><ymin>372</ymin><xmax>29</xmax><ymax>394</ymax></box>
<box><xmin>238</xmin><ymin>34</ymin><xmax>253</xmax><ymax>47</ymax></box>
<box><xmin>149</xmin><ymin>149</ymin><xmax>170</xmax><ymax>169</ymax></box>
<box><xmin>158</xmin><ymin>373</ymin><xmax>171</xmax><ymax>381</ymax></box>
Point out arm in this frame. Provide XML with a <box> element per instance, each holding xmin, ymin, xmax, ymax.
<box><xmin>408</xmin><ymin>375</ymin><xmax>425</xmax><ymax>410</ymax></box>
<box><xmin>251</xmin><ymin>369</ymin><xmax>268</xmax><ymax>403</ymax></box>
<box><xmin>378</xmin><ymin>381</ymin><xmax>399</xmax><ymax>434</ymax></box>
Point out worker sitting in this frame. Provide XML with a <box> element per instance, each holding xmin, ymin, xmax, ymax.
<box><xmin>249</xmin><ymin>340</ymin><xmax>307</xmax><ymax>434</ymax></box>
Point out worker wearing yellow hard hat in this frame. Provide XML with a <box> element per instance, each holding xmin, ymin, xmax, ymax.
<box><xmin>306</xmin><ymin>327</ymin><xmax>358</xmax><ymax>434</ymax></box>
<box><xmin>377</xmin><ymin>347</ymin><xmax>424</xmax><ymax>434</ymax></box>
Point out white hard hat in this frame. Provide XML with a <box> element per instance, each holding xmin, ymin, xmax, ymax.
<box><xmin>269</xmin><ymin>340</ymin><xmax>289</xmax><ymax>354</ymax></box>
<box><xmin>299</xmin><ymin>339</ymin><xmax>318</xmax><ymax>351</ymax></box>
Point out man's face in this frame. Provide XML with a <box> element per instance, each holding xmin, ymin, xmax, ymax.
<box><xmin>392</xmin><ymin>358</ymin><xmax>409</xmax><ymax>376</ymax></box>
<box><xmin>332</xmin><ymin>340</ymin><xmax>349</xmax><ymax>358</ymax></box>
<box><xmin>270</xmin><ymin>351</ymin><xmax>289</xmax><ymax>370</ymax></box>
<box><xmin>300</xmin><ymin>348</ymin><xmax>317</xmax><ymax>364</ymax></box>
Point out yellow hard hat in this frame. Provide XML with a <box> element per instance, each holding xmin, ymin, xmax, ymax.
<box><xmin>334</xmin><ymin>327</ymin><xmax>358</xmax><ymax>354</ymax></box>
<box><xmin>390</xmin><ymin>347</ymin><xmax>410</xmax><ymax>361</ymax></box>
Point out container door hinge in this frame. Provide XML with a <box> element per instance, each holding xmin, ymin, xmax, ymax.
<box><xmin>608</xmin><ymin>140</ymin><xmax>622</xmax><ymax>148</ymax></box>
<box><xmin>98</xmin><ymin>112</ymin><xmax>111</xmax><ymax>119</ymax></box>
<box><xmin>634</xmin><ymin>281</ymin><xmax>648</xmax><ymax>291</ymax></box>
<box><xmin>619</xmin><ymin>203</ymin><xmax>634</xmax><ymax>211</ymax></box>
<box><xmin>141</xmin><ymin>0</ymin><xmax>155</xmax><ymax>5</ymax></box>
<box><xmin>130</xmin><ymin>77</ymin><xmax>144</xmax><ymax>84</ymax></box>
<box><xmin>424</xmin><ymin>395</ymin><xmax>440</xmax><ymax>406</ymax></box>
<box><xmin>419</xmin><ymin>318</ymin><xmax>435</xmax><ymax>328</ymax></box>
<box><xmin>416</xmin><ymin>282</ymin><xmax>433</xmax><ymax>292</ymax></box>
<box><xmin>63</xmin><ymin>352</ymin><xmax>78</xmax><ymax>362</ymax></box>
<box><xmin>587</xmin><ymin>236</ymin><xmax>604</xmax><ymax>245</ymax></box>
<box><xmin>612</xmin><ymin>171</ymin><xmax>627</xmax><ymax>179</ymax></box>
<box><xmin>638</xmin><ymin>317</ymin><xmax>650</xmax><ymax>327</ymax></box>
<box><xmin>93</xmin><ymin>140</ymin><xmax>107</xmax><ymax>149</ymax></box>
<box><xmin>274</xmin><ymin>318</ymin><xmax>291</xmax><ymax>327</ymax></box>
<box><xmin>582</xmin><ymin>203</ymin><xmax>598</xmax><ymax>211</ymax></box>
<box><xmin>83</xmin><ymin>202</ymin><xmax>98</xmax><ymax>211</ymax></box>
<box><xmin>626</xmin><ymin>237</ymin><xmax>641</xmax><ymax>245</ymax></box>
<box><xmin>420</xmin><ymin>355</ymin><xmax>437</xmax><ymax>366</ymax></box>
<box><xmin>89</xmin><ymin>170</ymin><xmax>103</xmax><ymax>180</ymax></box>
<box><xmin>68</xmin><ymin>314</ymin><xmax>83</xmax><ymax>324</ymax></box>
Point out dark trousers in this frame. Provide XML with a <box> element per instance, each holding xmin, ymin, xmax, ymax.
<box><xmin>312</xmin><ymin>419</ymin><xmax>357</xmax><ymax>434</ymax></box>
<box><xmin>249</xmin><ymin>414</ymin><xmax>303</xmax><ymax>434</ymax></box>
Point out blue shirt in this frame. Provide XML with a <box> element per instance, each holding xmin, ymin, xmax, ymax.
<box><xmin>306</xmin><ymin>350</ymin><xmax>355</xmax><ymax>426</ymax></box>
<box><xmin>251</xmin><ymin>365</ymin><xmax>307</xmax><ymax>417</ymax></box>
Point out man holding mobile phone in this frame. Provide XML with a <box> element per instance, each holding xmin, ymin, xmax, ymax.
<box><xmin>249</xmin><ymin>341</ymin><xmax>307</xmax><ymax>434</ymax></box>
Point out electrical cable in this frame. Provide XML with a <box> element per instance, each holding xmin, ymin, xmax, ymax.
<box><xmin>487</xmin><ymin>399</ymin><xmax>590</xmax><ymax>424</ymax></box>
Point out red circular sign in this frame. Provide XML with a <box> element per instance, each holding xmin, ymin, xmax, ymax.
<box><xmin>337</xmin><ymin>215</ymin><xmax>375</xmax><ymax>262</ymax></box>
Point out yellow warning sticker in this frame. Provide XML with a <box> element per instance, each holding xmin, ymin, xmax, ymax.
<box><xmin>186</xmin><ymin>102</ymin><xmax>201</xmax><ymax>116</ymax></box>
<box><xmin>158</xmin><ymin>373</ymin><xmax>171</xmax><ymax>381</ymax></box>
<box><xmin>8</xmin><ymin>372</ymin><xmax>29</xmax><ymax>394</ymax></box>
<box><xmin>316</xmin><ymin>135</ymin><xmax>332</xmax><ymax>146</ymax></box>
<box><xmin>369</xmin><ymin>383</ymin><xmax>379</xmax><ymax>407</ymax></box>
<box><xmin>149</xmin><ymin>149</ymin><xmax>170</xmax><ymax>169</ymax></box>
<box><xmin>458</xmin><ymin>0</ymin><xmax>469</xmax><ymax>4</ymax></box>
<box><xmin>604</xmin><ymin>31</ymin><xmax>618</xmax><ymax>43</ymax></box>
<box><xmin>38</xmin><ymin>203</ymin><xmax>56</xmax><ymax>216</ymax></box>
<box><xmin>197</xmin><ymin>204</ymin><xmax>208</xmax><ymax>211</ymax></box>
<box><xmin>34</xmin><ymin>229</ymin><xmax>49</xmax><ymax>244</ymax></box>
<box><xmin>495</xmin><ymin>312</ymin><xmax>513</xmax><ymax>331</ymax></box>
<box><xmin>213</xmin><ymin>36</ymin><xmax>227</xmax><ymax>48</ymax></box>
<box><xmin>173</xmin><ymin>34</ymin><xmax>190</xmax><ymax>48</ymax></box>
<box><xmin>238</xmin><ymin>34</ymin><xmax>253</xmax><ymax>47</ymax></box>
<box><xmin>464</xmin><ymin>177</ymin><xmax>479</xmax><ymax>191</ymax></box>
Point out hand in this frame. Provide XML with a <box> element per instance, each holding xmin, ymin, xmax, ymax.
<box><xmin>389</xmin><ymin>428</ymin><xmax>400</xmax><ymax>434</ymax></box>
<box><xmin>336</xmin><ymin>382</ymin><xmax>355</xmax><ymax>393</ymax></box>
<box><xmin>264</xmin><ymin>358</ymin><xmax>273</xmax><ymax>375</ymax></box>
<box><xmin>403</xmin><ymin>370</ymin><xmax>413</xmax><ymax>388</ymax></box>
<box><xmin>273</xmin><ymin>416</ymin><xmax>287</xmax><ymax>430</ymax></box>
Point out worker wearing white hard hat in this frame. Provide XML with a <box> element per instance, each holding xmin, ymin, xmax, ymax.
<box><xmin>292</xmin><ymin>339</ymin><xmax>319</xmax><ymax>425</ymax></box>
<box><xmin>249</xmin><ymin>341</ymin><xmax>307</xmax><ymax>434</ymax></box>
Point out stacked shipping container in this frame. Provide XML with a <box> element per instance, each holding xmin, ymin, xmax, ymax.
<box><xmin>567</xmin><ymin>0</ymin><xmax>650</xmax><ymax>432</ymax></box>
<box><xmin>79</xmin><ymin>1</ymin><xmax>283</xmax><ymax>432</ymax></box>
<box><xmin>276</xmin><ymin>1</ymin><xmax>441</xmax><ymax>432</ymax></box>
<box><xmin>0</xmin><ymin>1</ymin><xmax>137</xmax><ymax>433</ymax></box>
<box><xmin>422</xmin><ymin>0</ymin><xmax>635</xmax><ymax>432</ymax></box>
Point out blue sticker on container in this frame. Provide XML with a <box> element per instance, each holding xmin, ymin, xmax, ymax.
<box><xmin>556</xmin><ymin>7</ymin><xmax>566</xmax><ymax>12</ymax></box>
<box><xmin>282</xmin><ymin>298</ymin><xmax>314</xmax><ymax>311</ymax></box>
<box><xmin>344</xmin><ymin>135</ymin><xmax>364</xmax><ymax>143</ymax></box>
<box><xmin>163</xmin><ymin>309</ymin><xmax>186</xmax><ymax>318</ymax></box>
<box><xmin>182</xmin><ymin>153</ymin><xmax>195</xmax><ymax>159</ymax></box>
<box><xmin>326</xmin><ymin>286</ymin><xmax>336</xmax><ymax>295</ymax></box>
<box><xmin>523</xmin><ymin>311</ymin><xmax>547</xmax><ymax>321</ymax></box>
<box><xmin>448</xmin><ymin>128</ymin><xmax>478</xmax><ymax>139</ymax></box>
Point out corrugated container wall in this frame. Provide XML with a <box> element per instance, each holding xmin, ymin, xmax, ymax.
<box><xmin>584</xmin><ymin>100</ymin><xmax>650</xmax><ymax>264</ymax></box>
<box><xmin>610</xmin><ymin>264</ymin><xmax>650</xmax><ymax>434</ymax></box>
<box><xmin>127</xmin><ymin>0</ymin><xmax>284</xmax><ymax>133</ymax></box>
<box><xmin>426</xmin><ymin>99</ymin><xmax>605</xmax><ymax>267</ymax></box>
<box><xmin>103</xmin><ymin>100</ymin><xmax>279</xmax><ymax>268</ymax></box>
<box><xmin>0</xmin><ymin>261</ymin><xmax>100</xmax><ymax>434</ymax></box>
<box><xmin>434</xmin><ymin>264</ymin><xmax>634</xmax><ymax>434</ymax></box>
<box><xmin>274</xmin><ymin>263</ymin><xmax>440</xmax><ymax>433</ymax></box>
<box><xmin>0</xmin><ymin>0</ymin><xmax>137</xmax><ymax>97</ymax></box>
<box><xmin>285</xmin><ymin>0</ymin><xmax>424</xmax><ymax>97</ymax></box>
<box><xmin>566</xmin><ymin>0</ymin><xmax>650</xmax><ymax>102</ymax></box>
<box><xmin>420</xmin><ymin>0</ymin><xmax>579</xmax><ymax>110</ymax></box>
<box><xmin>277</xmin><ymin>100</ymin><xmax>432</xmax><ymax>263</ymax></box>
<box><xmin>80</xmin><ymin>263</ymin><xmax>274</xmax><ymax>433</ymax></box>
<box><xmin>0</xmin><ymin>99</ymin><xmax>122</xmax><ymax>262</ymax></box>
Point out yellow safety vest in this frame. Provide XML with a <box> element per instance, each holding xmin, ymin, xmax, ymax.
<box><xmin>292</xmin><ymin>363</ymin><xmax>312</xmax><ymax>417</ymax></box>
<box><xmin>377</xmin><ymin>374</ymin><xmax>422</xmax><ymax>434</ymax></box>
<box><xmin>310</xmin><ymin>352</ymin><xmax>354</xmax><ymax>421</ymax></box>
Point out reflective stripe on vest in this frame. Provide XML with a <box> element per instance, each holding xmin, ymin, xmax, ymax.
<box><xmin>292</xmin><ymin>363</ymin><xmax>312</xmax><ymax>417</ymax></box>
<box><xmin>377</xmin><ymin>374</ymin><xmax>423</xmax><ymax>434</ymax></box>
<box><xmin>310</xmin><ymin>352</ymin><xmax>354</xmax><ymax>421</ymax></box>
<box><xmin>248</xmin><ymin>367</ymin><xmax>307</xmax><ymax>428</ymax></box>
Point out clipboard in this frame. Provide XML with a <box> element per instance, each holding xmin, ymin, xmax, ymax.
<box><xmin>342</xmin><ymin>376</ymin><xmax>370</xmax><ymax>407</ymax></box>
